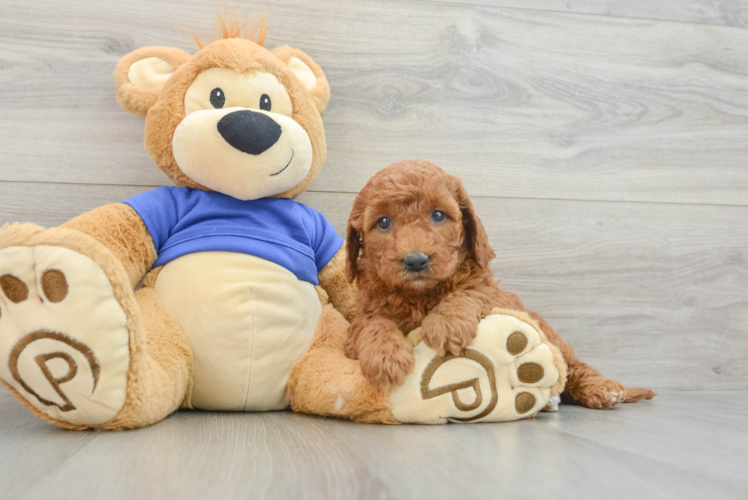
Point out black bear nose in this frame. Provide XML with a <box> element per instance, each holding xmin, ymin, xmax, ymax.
<box><xmin>403</xmin><ymin>252</ymin><xmax>430</xmax><ymax>273</ymax></box>
<box><xmin>217</xmin><ymin>110</ymin><xmax>281</xmax><ymax>155</ymax></box>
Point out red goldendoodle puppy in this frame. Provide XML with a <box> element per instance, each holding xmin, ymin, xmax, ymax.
<box><xmin>344</xmin><ymin>160</ymin><xmax>656</xmax><ymax>409</ymax></box>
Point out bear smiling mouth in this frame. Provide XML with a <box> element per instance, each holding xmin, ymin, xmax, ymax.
<box><xmin>270</xmin><ymin>149</ymin><xmax>294</xmax><ymax>177</ymax></box>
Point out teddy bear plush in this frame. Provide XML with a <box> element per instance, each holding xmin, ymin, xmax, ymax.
<box><xmin>0</xmin><ymin>17</ymin><xmax>566</xmax><ymax>429</ymax></box>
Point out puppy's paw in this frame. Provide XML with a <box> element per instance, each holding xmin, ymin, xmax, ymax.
<box><xmin>570</xmin><ymin>378</ymin><xmax>627</xmax><ymax>409</ymax></box>
<box><xmin>421</xmin><ymin>313</ymin><xmax>478</xmax><ymax>357</ymax></box>
<box><xmin>359</xmin><ymin>339</ymin><xmax>415</xmax><ymax>389</ymax></box>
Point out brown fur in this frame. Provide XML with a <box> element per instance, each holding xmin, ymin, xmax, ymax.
<box><xmin>188</xmin><ymin>9</ymin><xmax>268</xmax><ymax>49</ymax></box>
<box><xmin>317</xmin><ymin>246</ymin><xmax>357</xmax><ymax>323</ymax></box>
<box><xmin>344</xmin><ymin>160</ymin><xmax>656</xmax><ymax>408</ymax></box>
<box><xmin>63</xmin><ymin>204</ymin><xmax>157</xmax><ymax>289</ymax></box>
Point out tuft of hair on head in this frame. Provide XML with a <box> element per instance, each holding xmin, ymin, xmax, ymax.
<box><xmin>187</xmin><ymin>7</ymin><xmax>268</xmax><ymax>49</ymax></box>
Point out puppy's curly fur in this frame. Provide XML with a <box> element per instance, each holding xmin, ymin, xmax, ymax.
<box><xmin>345</xmin><ymin>160</ymin><xmax>656</xmax><ymax>409</ymax></box>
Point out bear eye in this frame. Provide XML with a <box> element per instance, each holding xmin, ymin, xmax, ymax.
<box><xmin>377</xmin><ymin>217</ymin><xmax>392</xmax><ymax>230</ymax></box>
<box><xmin>260</xmin><ymin>94</ymin><xmax>272</xmax><ymax>111</ymax></box>
<box><xmin>210</xmin><ymin>88</ymin><xmax>225</xmax><ymax>109</ymax></box>
<box><xmin>431</xmin><ymin>210</ymin><xmax>445</xmax><ymax>222</ymax></box>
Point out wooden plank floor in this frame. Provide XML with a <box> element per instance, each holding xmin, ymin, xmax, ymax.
<box><xmin>1</xmin><ymin>1</ymin><xmax>747</xmax><ymax>498</ymax></box>
<box><xmin>2</xmin><ymin>388</ymin><xmax>747</xmax><ymax>500</ymax></box>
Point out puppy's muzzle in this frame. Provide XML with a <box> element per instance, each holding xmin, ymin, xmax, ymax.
<box><xmin>217</xmin><ymin>110</ymin><xmax>281</xmax><ymax>155</ymax></box>
<box><xmin>403</xmin><ymin>252</ymin><xmax>430</xmax><ymax>273</ymax></box>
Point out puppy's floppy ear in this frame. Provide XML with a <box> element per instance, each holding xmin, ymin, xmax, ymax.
<box><xmin>272</xmin><ymin>46</ymin><xmax>331</xmax><ymax>114</ymax></box>
<box><xmin>345</xmin><ymin>191</ymin><xmax>367</xmax><ymax>283</ymax></box>
<box><xmin>454</xmin><ymin>179</ymin><xmax>495</xmax><ymax>268</ymax></box>
<box><xmin>114</xmin><ymin>46</ymin><xmax>192</xmax><ymax>116</ymax></box>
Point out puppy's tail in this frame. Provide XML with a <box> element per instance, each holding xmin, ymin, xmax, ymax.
<box><xmin>624</xmin><ymin>386</ymin><xmax>657</xmax><ymax>403</ymax></box>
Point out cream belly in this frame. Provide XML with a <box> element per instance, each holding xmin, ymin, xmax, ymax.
<box><xmin>153</xmin><ymin>251</ymin><xmax>322</xmax><ymax>411</ymax></box>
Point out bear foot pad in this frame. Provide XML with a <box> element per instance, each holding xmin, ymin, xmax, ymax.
<box><xmin>0</xmin><ymin>245</ymin><xmax>130</xmax><ymax>425</ymax></box>
<box><xmin>390</xmin><ymin>312</ymin><xmax>563</xmax><ymax>424</ymax></box>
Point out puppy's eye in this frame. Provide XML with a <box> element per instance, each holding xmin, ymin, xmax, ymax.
<box><xmin>260</xmin><ymin>94</ymin><xmax>272</xmax><ymax>111</ymax></box>
<box><xmin>210</xmin><ymin>88</ymin><xmax>225</xmax><ymax>109</ymax></box>
<box><xmin>431</xmin><ymin>210</ymin><xmax>445</xmax><ymax>222</ymax></box>
<box><xmin>377</xmin><ymin>217</ymin><xmax>392</xmax><ymax>230</ymax></box>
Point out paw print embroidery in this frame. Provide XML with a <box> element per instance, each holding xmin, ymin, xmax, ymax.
<box><xmin>391</xmin><ymin>312</ymin><xmax>565</xmax><ymax>424</ymax></box>
<box><xmin>0</xmin><ymin>245</ymin><xmax>130</xmax><ymax>425</ymax></box>
<box><xmin>3</xmin><ymin>269</ymin><xmax>102</xmax><ymax>413</ymax></box>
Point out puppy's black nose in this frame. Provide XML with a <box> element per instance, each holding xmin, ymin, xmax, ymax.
<box><xmin>217</xmin><ymin>110</ymin><xmax>281</xmax><ymax>155</ymax></box>
<box><xmin>403</xmin><ymin>252</ymin><xmax>430</xmax><ymax>273</ymax></box>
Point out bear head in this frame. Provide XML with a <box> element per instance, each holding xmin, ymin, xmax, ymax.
<box><xmin>113</xmin><ymin>16</ymin><xmax>330</xmax><ymax>200</ymax></box>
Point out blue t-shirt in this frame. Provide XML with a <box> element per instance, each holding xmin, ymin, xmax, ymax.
<box><xmin>123</xmin><ymin>187</ymin><xmax>343</xmax><ymax>285</ymax></box>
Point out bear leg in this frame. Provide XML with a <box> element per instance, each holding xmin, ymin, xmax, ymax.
<box><xmin>0</xmin><ymin>224</ymin><xmax>191</xmax><ymax>430</ymax></box>
<box><xmin>288</xmin><ymin>304</ymin><xmax>398</xmax><ymax>424</ymax></box>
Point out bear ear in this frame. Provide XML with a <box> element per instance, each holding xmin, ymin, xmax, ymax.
<box><xmin>114</xmin><ymin>46</ymin><xmax>192</xmax><ymax>116</ymax></box>
<box><xmin>272</xmin><ymin>46</ymin><xmax>331</xmax><ymax>114</ymax></box>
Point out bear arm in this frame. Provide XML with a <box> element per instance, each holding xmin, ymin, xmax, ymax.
<box><xmin>62</xmin><ymin>203</ymin><xmax>157</xmax><ymax>288</ymax></box>
<box><xmin>317</xmin><ymin>245</ymin><xmax>356</xmax><ymax>323</ymax></box>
